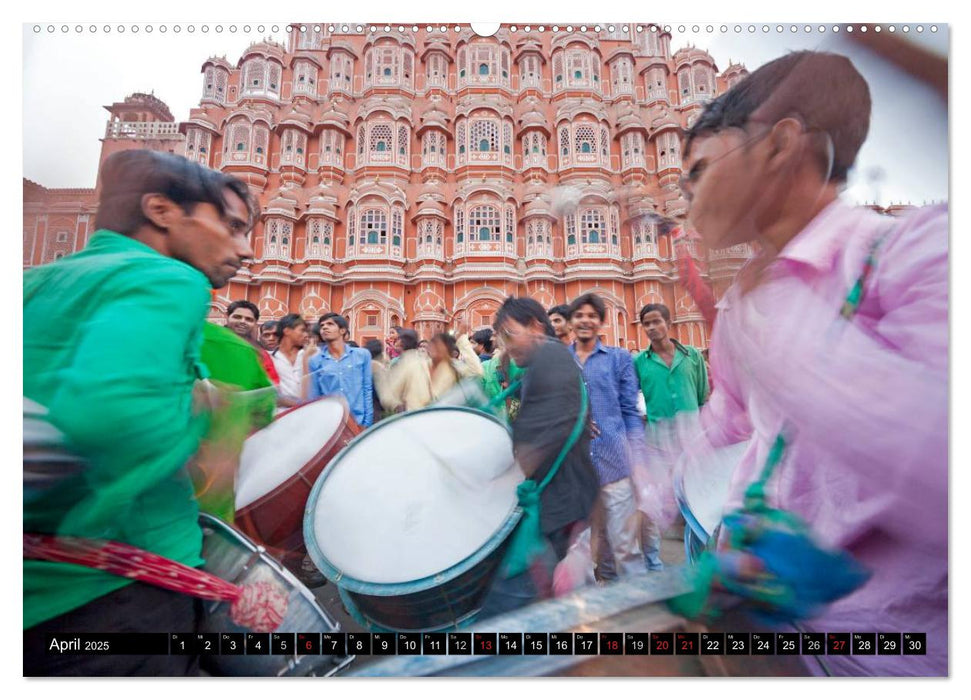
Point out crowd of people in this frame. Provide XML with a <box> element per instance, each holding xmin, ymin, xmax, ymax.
<box><xmin>23</xmin><ymin>49</ymin><xmax>947</xmax><ymax>677</ymax></box>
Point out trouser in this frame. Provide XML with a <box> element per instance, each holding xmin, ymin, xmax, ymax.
<box><xmin>24</xmin><ymin>581</ymin><xmax>203</xmax><ymax>676</ymax></box>
<box><xmin>476</xmin><ymin>523</ymin><xmax>575</xmax><ymax>622</ymax></box>
<box><xmin>590</xmin><ymin>477</ymin><xmax>648</xmax><ymax>581</ymax></box>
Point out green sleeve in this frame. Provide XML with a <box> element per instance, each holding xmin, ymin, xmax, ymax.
<box><xmin>695</xmin><ymin>347</ymin><xmax>710</xmax><ymax>407</ymax></box>
<box><xmin>46</xmin><ymin>264</ymin><xmax>212</xmax><ymax>538</ymax></box>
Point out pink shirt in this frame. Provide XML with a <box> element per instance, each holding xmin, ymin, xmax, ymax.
<box><xmin>701</xmin><ymin>199</ymin><xmax>948</xmax><ymax>676</ymax></box>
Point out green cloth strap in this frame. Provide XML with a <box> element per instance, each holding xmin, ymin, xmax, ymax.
<box><xmin>489</xmin><ymin>378</ymin><xmax>522</xmax><ymax>407</ymax></box>
<box><xmin>499</xmin><ymin>379</ymin><xmax>589</xmax><ymax>579</ymax></box>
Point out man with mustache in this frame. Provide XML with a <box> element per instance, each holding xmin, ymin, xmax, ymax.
<box><xmin>24</xmin><ymin>150</ymin><xmax>256</xmax><ymax>675</ymax></box>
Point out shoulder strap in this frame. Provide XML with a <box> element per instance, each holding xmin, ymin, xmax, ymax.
<box><xmin>537</xmin><ymin>379</ymin><xmax>588</xmax><ymax>492</ymax></box>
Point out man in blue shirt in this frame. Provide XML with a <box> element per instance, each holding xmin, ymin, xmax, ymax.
<box><xmin>569</xmin><ymin>293</ymin><xmax>656</xmax><ymax>581</ymax></box>
<box><xmin>307</xmin><ymin>313</ymin><xmax>374</xmax><ymax>427</ymax></box>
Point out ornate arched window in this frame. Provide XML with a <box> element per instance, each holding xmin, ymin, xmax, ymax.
<box><xmin>426</xmin><ymin>53</ymin><xmax>447</xmax><ymax>87</ymax></box>
<box><xmin>368</xmin><ymin>122</ymin><xmax>394</xmax><ymax>162</ymax></box>
<box><xmin>455</xmin><ymin>208</ymin><xmax>465</xmax><ymax>244</ymax></box>
<box><xmin>611</xmin><ymin>57</ymin><xmax>633</xmax><ymax>94</ymax></box>
<box><xmin>319</xmin><ymin>129</ymin><xmax>345</xmax><ymax>166</ymax></box>
<box><xmin>397</xmin><ymin>124</ymin><xmax>409</xmax><ymax>165</ymax></box>
<box><xmin>280</xmin><ymin>129</ymin><xmax>307</xmax><ymax>168</ymax></box>
<box><xmin>553</xmin><ymin>53</ymin><xmax>564</xmax><ymax>89</ymax></box>
<box><xmin>656</xmin><ymin>131</ymin><xmax>681</xmax><ymax>169</ymax></box>
<box><xmin>329</xmin><ymin>53</ymin><xmax>354</xmax><ymax>93</ymax></box>
<box><xmin>471</xmin><ymin>120</ymin><xmax>498</xmax><ymax>152</ymax></box>
<box><xmin>580</xmin><ymin>209</ymin><xmax>605</xmax><ymax>244</ymax></box>
<box><xmin>520</xmin><ymin>55</ymin><xmax>542</xmax><ymax>88</ymax></box>
<box><xmin>456</xmin><ymin>120</ymin><xmax>467</xmax><ymax>161</ymax></box>
<box><xmin>647</xmin><ymin>68</ymin><xmax>668</xmax><ymax>101</ymax></box>
<box><xmin>504</xmin><ymin>205</ymin><xmax>515</xmax><ymax>243</ymax></box>
<box><xmin>203</xmin><ymin>67</ymin><xmax>216</xmax><ymax>100</ymax></box>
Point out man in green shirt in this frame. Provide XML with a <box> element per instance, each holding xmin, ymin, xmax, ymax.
<box><xmin>633</xmin><ymin>303</ymin><xmax>710</xmax><ymax>422</ymax></box>
<box><xmin>23</xmin><ymin>150</ymin><xmax>255</xmax><ymax>675</ymax></box>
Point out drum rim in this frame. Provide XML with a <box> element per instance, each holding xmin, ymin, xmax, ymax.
<box><xmin>302</xmin><ymin>405</ymin><xmax>521</xmax><ymax>594</ymax></box>
<box><xmin>674</xmin><ymin>472</ymin><xmax>712</xmax><ymax>541</ymax></box>
<box><xmin>235</xmin><ymin>395</ymin><xmax>356</xmax><ymax>514</ymax></box>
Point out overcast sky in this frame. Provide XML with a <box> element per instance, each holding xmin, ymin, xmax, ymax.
<box><xmin>22</xmin><ymin>22</ymin><xmax>948</xmax><ymax>206</ymax></box>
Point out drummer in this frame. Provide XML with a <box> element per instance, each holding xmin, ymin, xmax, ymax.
<box><xmin>23</xmin><ymin>150</ymin><xmax>256</xmax><ymax>675</ymax></box>
<box><xmin>479</xmin><ymin>297</ymin><xmax>600</xmax><ymax>617</ymax></box>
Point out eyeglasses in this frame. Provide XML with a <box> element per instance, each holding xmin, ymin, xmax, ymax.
<box><xmin>679</xmin><ymin>125</ymin><xmax>772</xmax><ymax>199</ymax></box>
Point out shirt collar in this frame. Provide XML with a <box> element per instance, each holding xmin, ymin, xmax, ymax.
<box><xmin>774</xmin><ymin>197</ymin><xmax>859</xmax><ymax>272</ymax></box>
<box><xmin>570</xmin><ymin>339</ymin><xmax>608</xmax><ymax>357</ymax></box>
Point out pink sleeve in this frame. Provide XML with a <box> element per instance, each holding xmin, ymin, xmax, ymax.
<box><xmin>742</xmin><ymin>207</ymin><xmax>948</xmax><ymax>545</ymax></box>
<box><xmin>699</xmin><ymin>313</ymin><xmax>753</xmax><ymax>447</ymax></box>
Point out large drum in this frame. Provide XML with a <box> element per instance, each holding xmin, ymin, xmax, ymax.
<box><xmin>675</xmin><ymin>441</ymin><xmax>749</xmax><ymax>562</ymax></box>
<box><xmin>304</xmin><ymin>406</ymin><xmax>523</xmax><ymax>632</ymax></box>
<box><xmin>235</xmin><ymin>397</ymin><xmax>361</xmax><ymax>565</ymax></box>
<box><xmin>198</xmin><ymin>514</ymin><xmax>353</xmax><ymax>677</ymax></box>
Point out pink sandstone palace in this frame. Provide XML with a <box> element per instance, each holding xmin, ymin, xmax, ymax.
<box><xmin>22</xmin><ymin>23</ymin><xmax>914</xmax><ymax>348</ymax></box>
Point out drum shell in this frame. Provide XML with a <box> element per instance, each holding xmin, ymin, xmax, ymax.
<box><xmin>198</xmin><ymin>514</ymin><xmax>351</xmax><ymax>676</ymax></box>
<box><xmin>303</xmin><ymin>406</ymin><xmax>522</xmax><ymax>632</ymax></box>
<box><xmin>235</xmin><ymin>398</ymin><xmax>361</xmax><ymax>566</ymax></box>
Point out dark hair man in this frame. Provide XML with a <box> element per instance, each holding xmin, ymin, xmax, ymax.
<box><xmin>260</xmin><ymin>320</ymin><xmax>280</xmax><ymax>352</ymax></box>
<box><xmin>307</xmin><ymin>313</ymin><xmax>374</xmax><ymax>427</ymax></box>
<box><xmin>271</xmin><ymin>313</ymin><xmax>308</xmax><ymax>408</ymax></box>
<box><xmin>684</xmin><ymin>51</ymin><xmax>946</xmax><ymax>676</ymax></box>
<box><xmin>471</xmin><ymin>328</ymin><xmax>495</xmax><ymax>361</ymax></box>
<box><xmin>23</xmin><ymin>150</ymin><xmax>256</xmax><ymax>675</ymax></box>
<box><xmin>226</xmin><ymin>300</ymin><xmax>260</xmax><ymax>340</ymax></box>
<box><xmin>478</xmin><ymin>297</ymin><xmax>599</xmax><ymax>618</ymax></box>
<box><xmin>375</xmin><ymin>328</ymin><xmax>433</xmax><ymax>412</ymax></box>
<box><xmin>547</xmin><ymin>304</ymin><xmax>573</xmax><ymax>344</ymax></box>
<box><xmin>568</xmin><ymin>293</ymin><xmax>652</xmax><ymax>579</ymax></box>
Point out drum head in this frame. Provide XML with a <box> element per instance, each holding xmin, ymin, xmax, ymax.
<box><xmin>236</xmin><ymin>398</ymin><xmax>347</xmax><ymax>510</ymax></box>
<box><xmin>307</xmin><ymin>408</ymin><xmax>521</xmax><ymax>584</ymax></box>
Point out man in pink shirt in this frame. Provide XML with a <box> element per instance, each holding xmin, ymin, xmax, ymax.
<box><xmin>682</xmin><ymin>51</ymin><xmax>947</xmax><ymax>676</ymax></box>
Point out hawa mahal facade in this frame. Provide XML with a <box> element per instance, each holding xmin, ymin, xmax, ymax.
<box><xmin>25</xmin><ymin>23</ymin><xmax>764</xmax><ymax>349</ymax></box>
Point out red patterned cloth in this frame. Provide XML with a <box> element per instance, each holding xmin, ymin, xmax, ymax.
<box><xmin>23</xmin><ymin>533</ymin><xmax>288</xmax><ymax>632</ymax></box>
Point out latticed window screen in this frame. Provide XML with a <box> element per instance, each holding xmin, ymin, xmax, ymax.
<box><xmin>397</xmin><ymin>125</ymin><xmax>409</xmax><ymax>155</ymax></box>
<box><xmin>679</xmin><ymin>70</ymin><xmax>691</xmax><ymax>96</ymax></box>
<box><xmin>254</xmin><ymin>127</ymin><xmax>269</xmax><ymax>156</ymax></box>
<box><xmin>232</xmin><ymin>123</ymin><xmax>250</xmax><ymax>152</ymax></box>
<box><xmin>361</xmin><ymin>209</ymin><xmax>388</xmax><ymax>245</ymax></box>
<box><xmin>348</xmin><ymin>207</ymin><xmax>356</xmax><ymax>247</ymax></box>
<box><xmin>471</xmin><ymin>120</ymin><xmax>499</xmax><ymax>151</ymax></box>
<box><xmin>553</xmin><ymin>53</ymin><xmax>563</xmax><ymax>84</ymax></box>
<box><xmin>694</xmin><ymin>66</ymin><xmax>710</xmax><ymax>94</ymax></box>
<box><xmin>503</xmin><ymin>122</ymin><xmax>512</xmax><ymax>154</ymax></box>
<box><xmin>457</xmin><ymin>121</ymin><xmax>467</xmax><ymax>154</ymax></box>
<box><xmin>455</xmin><ymin>209</ymin><xmax>465</xmax><ymax>243</ymax></box>
<box><xmin>610</xmin><ymin>207</ymin><xmax>619</xmax><ymax>245</ymax></box>
<box><xmin>365</xmin><ymin>51</ymin><xmax>373</xmax><ymax>80</ymax></box>
<box><xmin>505</xmin><ymin>206</ymin><xmax>515</xmax><ymax>242</ymax></box>
<box><xmin>469</xmin><ymin>205</ymin><xmax>501</xmax><ymax>241</ymax></box>
<box><xmin>581</xmin><ymin>209</ymin><xmax>605</xmax><ymax>244</ymax></box>
<box><xmin>566</xmin><ymin>214</ymin><xmax>577</xmax><ymax>245</ymax></box>
<box><xmin>214</xmin><ymin>70</ymin><xmax>227</xmax><ymax>97</ymax></box>
<box><xmin>244</xmin><ymin>59</ymin><xmax>265</xmax><ymax>89</ymax></box>
<box><xmin>575</xmin><ymin>125</ymin><xmax>596</xmax><ymax>154</ymax></box>
<box><xmin>370</xmin><ymin>123</ymin><xmax>392</xmax><ymax>152</ymax></box>
<box><xmin>601</xmin><ymin>127</ymin><xmax>610</xmax><ymax>157</ymax></box>
<box><xmin>472</xmin><ymin>45</ymin><xmax>497</xmax><ymax>76</ymax></box>
<box><xmin>392</xmin><ymin>209</ymin><xmax>403</xmax><ymax>247</ymax></box>
<box><xmin>403</xmin><ymin>52</ymin><xmax>413</xmax><ymax>80</ymax></box>
<box><xmin>268</xmin><ymin>63</ymin><xmax>282</xmax><ymax>91</ymax></box>
<box><xmin>560</xmin><ymin>127</ymin><xmax>570</xmax><ymax>156</ymax></box>
<box><xmin>203</xmin><ymin>67</ymin><xmax>215</xmax><ymax>98</ymax></box>
<box><xmin>500</xmin><ymin>50</ymin><xmax>509</xmax><ymax>78</ymax></box>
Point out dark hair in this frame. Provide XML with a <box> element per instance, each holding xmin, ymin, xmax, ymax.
<box><xmin>471</xmin><ymin>328</ymin><xmax>494</xmax><ymax>353</ymax></box>
<box><xmin>683</xmin><ymin>51</ymin><xmax>871</xmax><ymax>183</ymax></box>
<box><xmin>548</xmin><ymin>304</ymin><xmax>571</xmax><ymax>320</ymax></box>
<box><xmin>397</xmin><ymin>329</ymin><xmax>419</xmax><ymax>351</ymax></box>
<box><xmin>639</xmin><ymin>303</ymin><xmax>672</xmax><ymax>325</ymax></box>
<box><xmin>319</xmin><ymin>312</ymin><xmax>349</xmax><ymax>334</ymax></box>
<box><xmin>364</xmin><ymin>339</ymin><xmax>384</xmax><ymax>359</ymax></box>
<box><xmin>569</xmin><ymin>293</ymin><xmax>606</xmax><ymax>322</ymax></box>
<box><xmin>260</xmin><ymin>320</ymin><xmax>278</xmax><ymax>333</ymax></box>
<box><xmin>346</xmin><ymin>340</ymin><xmax>360</xmax><ymax>348</ymax></box>
<box><xmin>227</xmin><ymin>300</ymin><xmax>260</xmax><ymax>321</ymax></box>
<box><xmin>95</xmin><ymin>150</ymin><xmax>257</xmax><ymax>235</ymax></box>
<box><xmin>494</xmin><ymin>296</ymin><xmax>556</xmax><ymax>338</ymax></box>
<box><xmin>432</xmin><ymin>332</ymin><xmax>459</xmax><ymax>359</ymax></box>
<box><xmin>275</xmin><ymin>313</ymin><xmax>306</xmax><ymax>339</ymax></box>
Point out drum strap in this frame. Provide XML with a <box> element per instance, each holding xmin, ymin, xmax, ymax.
<box><xmin>499</xmin><ymin>379</ymin><xmax>589</xmax><ymax>579</ymax></box>
<box><xmin>23</xmin><ymin>530</ymin><xmax>288</xmax><ymax>633</ymax></box>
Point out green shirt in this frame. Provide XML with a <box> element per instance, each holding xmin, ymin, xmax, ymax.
<box><xmin>633</xmin><ymin>341</ymin><xmax>709</xmax><ymax>423</ymax></box>
<box><xmin>196</xmin><ymin>323</ymin><xmax>275</xmax><ymax>521</ymax></box>
<box><xmin>23</xmin><ymin>230</ymin><xmax>212</xmax><ymax>628</ymax></box>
